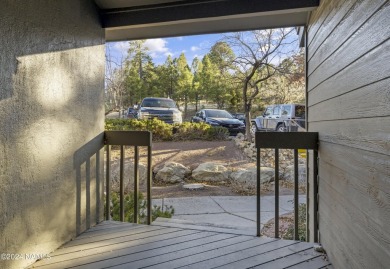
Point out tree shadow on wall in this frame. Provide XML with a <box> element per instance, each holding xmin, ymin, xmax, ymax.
<box><xmin>0</xmin><ymin>58</ymin><xmax>19</xmax><ymax>101</ymax></box>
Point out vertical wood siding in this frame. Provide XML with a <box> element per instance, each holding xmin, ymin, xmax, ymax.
<box><xmin>307</xmin><ymin>0</ymin><xmax>390</xmax><ymax>268</ymax></box>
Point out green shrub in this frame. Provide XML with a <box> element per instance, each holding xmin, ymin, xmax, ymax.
<box><xmin>105</xmin><ymin>118</ymin><xmax>173</xmax><ymax>141</ymax></box>
<box><xmin>109</xmin><ymin>192</ymin><xmax>174</xmax><ymax>224</ymax></box>
<box><xmin>172</xmin><ymin>122</ymin><xmax>211</xmax><ymax>140</ymax></box>
<box><xmin>205</xmin><ymin>126</ymin><xmax>230</xmax><ymax>140</ymax></box>
<box><xmin>151</xmin><ymin>204</ymin><xmax>175</xmax><ymax>220</ymax></box>
<box><xmin>143</xmin><ymin>118</ymin><xmax>173</xmax><ymax>141</ymax></box>
<box><xmin>105</xmin><ymin>119</ymin><xmax>229</xmax><ymax>141</ymax></box>
<box><xmin>284</xmin><ymin>203</ymin><xmax>307</xmax><ymax>241</ymax></box>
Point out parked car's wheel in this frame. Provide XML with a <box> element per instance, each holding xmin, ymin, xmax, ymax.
<box><xmin>251</xmin><ymin>122</ymin><xmax>258</xmax><ymax>134</ymax></box>
<box><xmin>276</xmin><ymin>123</ymin><xmax>286</xmax><ymax>132</ymax></box>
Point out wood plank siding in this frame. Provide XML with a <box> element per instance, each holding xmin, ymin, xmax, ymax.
<box><xmin>307</xmin><ymin>0</ymin><xmax>390</xmax><ymax>268</ymax></box>
<box><xmin>30</xmin><ymin>221</ymin><xmax>332</xmax><ymax>269</ymax></box>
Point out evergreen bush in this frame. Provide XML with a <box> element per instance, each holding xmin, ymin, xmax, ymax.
<box><xmin>105</xmin><ymin>118</ymin><xmax>173</xmax><ymax>141</ymax></box>
<box><xmin>109</xmin><ymin>192</ymin><xmax>174</xmax><ymax>224</ymax></box>
<box><xmin>105</xmin><ymin>119</ymin><xmax>229</xmax><ymax>141</ymax></box>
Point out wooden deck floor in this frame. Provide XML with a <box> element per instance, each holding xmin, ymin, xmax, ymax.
<box><xmin>30</xmin><ymin>221</ymin><xmax>332</xmax><ymax>269</ymax></box>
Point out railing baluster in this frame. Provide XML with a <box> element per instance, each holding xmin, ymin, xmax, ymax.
<box><xmin>256</xmin><ymin>147</ymin><xmax>261</xmax><ymax>237</ymax></box>
<box><xmin>86</xmin><ymin>159</ymin><xmax>91</xmax><ymax>229</ymax></box>
<box><xmin>133</xmin><ymin>146</ymin><xmax>139</xmax><ymax>224</ymax></box>
<box><xmin>306</xmin><ymin>150</ymin><xmax>310</xmax><ymax>241</ymax></box>
<box><xmin>120</xmin><ymin>145</ymin><xmax>124</xmax><ymax>222</ymax></box>
<box><xmin>294</xmin><ymin>149</ymin><xmax>299</xmax><ymax>240</ymax></box>
<box><xmin>147</xmin><ymin>145</ymin><xmax>152</xmax><ymax>225</ymax></box>
<box><xmin>105</xmin><ymin>145</ymin><xmax>111</xmax><ymax>220</ymax></box>
<box><xmin>275</xmin><ymin>148</ymin><xmax>280</xmax><ymax>238</ymax></box>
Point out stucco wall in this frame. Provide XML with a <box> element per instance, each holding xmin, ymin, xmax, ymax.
<box><xmin>0</xmin><ymin>1</ymin><xmax>105</xmax><ymax>268</ymax></box>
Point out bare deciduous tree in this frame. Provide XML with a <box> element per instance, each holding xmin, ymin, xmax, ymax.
<box><xmin>225</xmin><ymin>28</ymin><xmax>299</xmax><ymax>140</ymax></box>
<box><xmin>105</xmin><ymin>44</ymin><xmax>128</xmax><ymax>117</ymax></box>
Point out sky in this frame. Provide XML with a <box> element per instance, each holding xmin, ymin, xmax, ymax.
<box><xmin>106</xmin><ymin>33</ymin><xmax>225</xmax><ymax>66</ymax></box>
<box><xmin>106</xmin><ymin>29</ymin><xmax>299</xmax><ymax>70</ymax></box>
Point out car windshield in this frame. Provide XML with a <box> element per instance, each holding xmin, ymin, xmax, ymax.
<box><xmin>141</xmin><ymin>99</ymin><xmax>176</xmax><ymax>108</ymax></box>
<box><xmin>205</xmin><ymin>110</ymin><xmax>233</xmax><ymax>118</ymax></box>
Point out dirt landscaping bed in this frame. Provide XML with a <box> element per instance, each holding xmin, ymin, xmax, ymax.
<box><xmin>151</xmin><ymin>140</ymin><xmax>252</xmax><ymax>171</ymax></box>
<box><xmin>109</xmin><ymin>139</ymin><xmax>297</xmax><ymax>198</ymax></box>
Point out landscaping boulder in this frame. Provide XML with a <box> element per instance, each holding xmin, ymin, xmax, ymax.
<box><xmin>155</xmin><ymin>162</ymin><xmax>191</xmax><ymax>183</ymax></box>
<box><xmin>111</xmin><ymin>161</ymin><xmax>147</xmax><ymax>192</ymax></box>
<box><xmin>236</xmin><ymin>133</ymin><xmax>245</xmax><ymax>140</ymax></box>
<box><xmin>243</xmin><ymin>146</ymin><xmax>255</xmax><ymax>158</ymax></box>
<box><xmin>230</xmin><ymin>167</ymin><xmax>275</xmax><ymax>191</ymax></box>
<box><xmin>192</xmin><ymin>162</ymin><xmax>230</xmax><ymax>182</ymax></box>
<box><xmin>283</xmin><ymin>164</ymin><xmax>307</xmax><ymax>183</ymax></box>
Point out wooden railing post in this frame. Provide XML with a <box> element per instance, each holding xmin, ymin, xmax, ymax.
<box><xmin>294</xmin><ymin>149</ymin><xmax>299</xmax><ymax>240</ymax></box>
<box><xmin>313</xmin><ymin>149</ymin><xmax>319</xmax><ymax>242</ymax></box>
<box><xmin>274</xmin><ymin>148</ymin><xmax>280</xmax><ymax>238</ymax></box>
<box><xmin>105</xmin><ymin>145</ymin><xmax>111</xmax><ymax>220</ymax></box>
<box><xmin>133</xmin><ymin>146</ymin><xmax>139</xmax><ymax>224</ymax></box>
<box><xmin>120</xmin><ymin>145</ymin><xmax>124</xmax><ymax>222</ymax></box>
<box><xmin>147</xmin><ymin>145</ymin><xmax>152</xmax><ymax>225</ymax></box>
<box><xmin>256</xmin><ymin>147</ymin><xmax>261</xmax><ymax>236</ymax></box>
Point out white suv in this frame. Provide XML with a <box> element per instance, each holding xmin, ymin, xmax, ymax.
<box><xmin>251</xmin><ymin>104</ymin><xmax>305</xmax><ymax>132</ymax></box>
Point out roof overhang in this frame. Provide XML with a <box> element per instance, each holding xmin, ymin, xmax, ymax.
<box><xmin>95</xmin><ymin>0</ymin><xmax>319</xmax><ymax>41</ymax></box>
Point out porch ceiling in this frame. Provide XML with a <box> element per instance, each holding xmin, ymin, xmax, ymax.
<box><xmin>95</xmin><ymin>0</ymin><xmax>319</xmax><ymax>41</ymax></box>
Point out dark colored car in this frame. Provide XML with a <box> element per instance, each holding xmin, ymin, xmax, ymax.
<box><xmin>127</xmin><ymin>107</ymin><xmax>137</xmax><ymax>119</ymax></box>
<box><xmin>230</xmin><ymin>112</ymin><xmax>246</xmax><ymax>124</ymax></box>
<box><xmin>191</xmin><ymin>109</ymin><xmax>245</xmax><ymax>136</ymax></box>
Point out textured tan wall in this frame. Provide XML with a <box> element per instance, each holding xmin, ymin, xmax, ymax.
<box><xmin>0</xmin><ymin>1</ymin><xmax>105</xmax><ymax>268</ymax></box>
<box><xmin>307</xmin><ymin>0</ymin><xmax>390</xmax><ymax>268</ymax></box>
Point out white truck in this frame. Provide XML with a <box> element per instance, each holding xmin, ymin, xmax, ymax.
<box><xmin>137</xmin><ymin>97</ymin><xmax>183</xmax><ymax>124</ymax></box>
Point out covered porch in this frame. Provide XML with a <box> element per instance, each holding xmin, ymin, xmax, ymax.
<box><xmin>29</xmin><ymin>130</ymin><xmax>325</xmax><ymax>269</ymax></box>
<box><xmin>3</xmin><ymin>0</ymin><xmax>389</xmax><ymax>269</ymax></box>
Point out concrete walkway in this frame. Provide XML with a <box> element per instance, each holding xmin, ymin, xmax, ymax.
<box><xmin>153</xmin><ymin>195</ymin><xmax>306</xmax><ymax>233</ymax></box>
